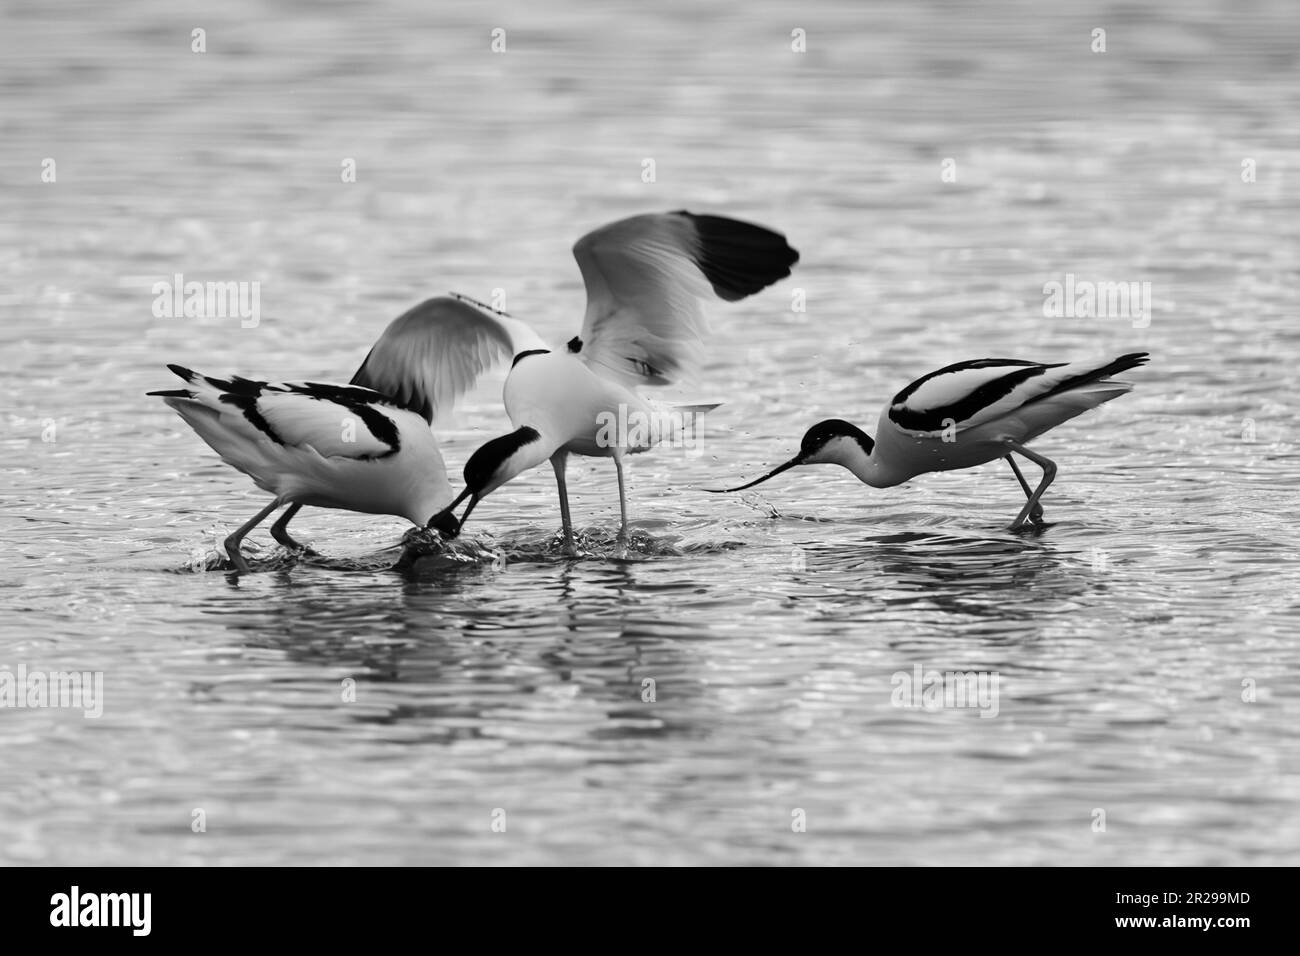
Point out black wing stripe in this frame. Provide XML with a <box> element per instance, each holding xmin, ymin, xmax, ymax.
<box><xmin>218</xmin><ymin>390</ymin><xmax>285</xmax><ymax>445</ymax></box>
<box><xmin>888</xmin><ymin>353</ymin><xmax>1150</xmax><ymax>433</ymax></box>
<box><xmin>155</xmin><ymin>366</ymin><xmax>405</xmax><ymax>457</ymax></box>
<box><xmin>890</xmin><ymin>358</ymin><xmax>1048</xmax><ymax>407</ymax></box>
<box><xmin>343</xmin><ymin>403</ymin><xmax>400</xmax><ymax>455</ymax></box>
<box><xmin>675</xmin><ymin>211</ymin><xmax>799</xmax><ymax>302</ymax></box>
<box><xmin>203</xmin><ymin>372</ymin><xmax>267</xmax><ymax>397</ymax></box>
<box><xmin>889</xmin><ymin>361</ymin><xmax>1056</xmax><ymax>432</ymax></box>
<box><xmin>291</xmin><ymin>382</ymin><xmax>402</xmax><ymax>457</ymax></box>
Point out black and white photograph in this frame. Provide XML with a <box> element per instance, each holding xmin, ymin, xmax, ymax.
<box><xmin>1</xmin><ymin>0</ymin><xmax>1295</xmax><ymax>898</ymax></box>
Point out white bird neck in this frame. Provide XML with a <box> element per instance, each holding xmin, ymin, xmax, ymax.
<box><xmin>810</xmin><ymin>434</ymin><xmax>892</xmax><ymax>487</ymax></box>
<box><xmin>840</xmin><ymin>442</ymin><xmax>892</xmax><ymax>487</ymax></box>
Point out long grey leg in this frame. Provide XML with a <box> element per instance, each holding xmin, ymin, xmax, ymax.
<box><xmin>613</xmin><ymin>452</ymin><xmax>629</xmax><ymax>545</ymax></box>
<box><xmin>1005</xmin><ymin>455</ymin><xmax>1044</xmax><ymax>524</ymax></box>
<box><xmin>1004</xmin><ymin>442</ymin><xmax>1057</xmax><ymax>531</ymax></box>
<box><xmin>224</xmin><ymin>500</ymin><xmax>280</xmax><ymax>573</ymax></box>
<box><xmin>270</xmin><ymin>502</ymin><xmax>305</xmax><ymax>550</ymax></box>
<box><xmin>550</xmin><ymin>451</ymin><xmax>577</xmax><ymax>554</ymax></box>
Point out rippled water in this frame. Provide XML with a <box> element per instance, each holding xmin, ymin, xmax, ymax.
<box><xmin>3</xmin><ymin>0</ymin><xmax>1299</xmax><ymax>865</ymax></box>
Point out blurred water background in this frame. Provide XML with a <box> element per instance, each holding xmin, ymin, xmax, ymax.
<box><xmin>1</xmin><ymin>0</ymin><xmax>1298</xmax><ymax>864</ymax></box>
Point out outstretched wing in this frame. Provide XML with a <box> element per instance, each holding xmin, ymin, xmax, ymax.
<box><xmin>888</xmin><ymin>353</ymin><xmax>1149</xmax><ymax>437</ymax></box>
<box><xmin>572</xmin><ymin>211</ymin><xmax>798</xmax><ymax>388</ymax></box>
<box><xmin>350</xmin><ymin>294</ymin><xmax>547</xmax><ymax>422</ymax></box>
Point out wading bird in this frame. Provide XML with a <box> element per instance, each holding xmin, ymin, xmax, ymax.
<box><xmin>402</xmin><ymin>210</ymin><xmax>799</xmax><ymax>551</ymax></box>
<box><xmin>710</xmin><ymin>353</ymin><xmax>1149</xmax><ymax>530</ymax></box>
<box><xmin>152</xmin><ymin>210</ymin><xmax>797</xmax><ymax>567</ymax></box>
<box><xmin>149</xmin><ymin>366</ymin><xmax>461</xmax><ymax>573</ymax></box>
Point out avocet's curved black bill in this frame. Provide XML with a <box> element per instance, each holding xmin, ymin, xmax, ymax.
<box><xmin>706</xmin><ymin>455</ymin><xmax>803</xmax><ymax>493</ymax></box>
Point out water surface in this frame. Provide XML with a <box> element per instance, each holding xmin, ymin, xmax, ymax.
<box><xmin>2</xmin><ymin>0</ymin><xmax>1299</xmax><ymax>865</ymax></box>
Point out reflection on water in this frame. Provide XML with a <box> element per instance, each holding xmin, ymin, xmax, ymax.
<box><xmin>2</xmin><ymin>0</ymin><xmax>1300</xmax><ymax>864</ymax></box>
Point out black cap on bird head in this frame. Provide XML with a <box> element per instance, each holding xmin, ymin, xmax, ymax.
<box><xmin>464</xmin><ymin>426</ymin><xmax>542</xmax><ymax>497</ymax></box>
<box><xmin>427</xmin><ymin>426</ymin><xmax>544</xmax><ymax>536</ymax></box>
<box><xmin>798</xmin><ymin>419</ymin><xmax>872</xmax><ymax>459</ymax></box>
<box><xmin>707</xmin><ymin>419</ymin><xmax>873</xmax><ymax>493</ymax></box>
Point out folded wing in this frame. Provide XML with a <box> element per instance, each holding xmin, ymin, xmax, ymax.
<box><xmin>888</xmin><ymin>353</ymin><xmax>1150</xmax><ymax>437</ymax></box>
<box><xmin>152</xmin><ymin>366</ymin><xmax>409</xmax><ymax>460</ymax></box>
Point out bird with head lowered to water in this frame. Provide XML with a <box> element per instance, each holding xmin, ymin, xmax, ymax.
<box><xmin>709</xmin><ymin>352</ymin><xmax>1150</xmax><ymax>530</ymax></box>
<box><xmin>416</xmin><ymin>210</ymin><xmax>800</xmax><ymax>553</ymax></box>
<box><xmin>151</xmin><ymin>210</ymin><xmax>798</xmax><ymax>569</ymax></box>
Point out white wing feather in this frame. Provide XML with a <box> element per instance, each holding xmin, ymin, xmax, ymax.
<box><xmin>573</xmin><ymin>212</ymin><xmax>798</xmax><ymax>389</ymax></box>
<box><xmin>574</xmin><ymin>214</ymin><xmax>710</xmax><ymax>388</ymax></box>
<box><xmin>158</xmin><ymin>373</ymin><xmax>405</xmax><ymax>460</ymax></box>
<box><xmin>351</xmin><ymin>295</ymin><xmax>547</xmax><ymax>421</ymax></box>
<box><xmin>255</xmin><ymin>388</ymin><xmax>400</xmax><ymax>458</ymax></box>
